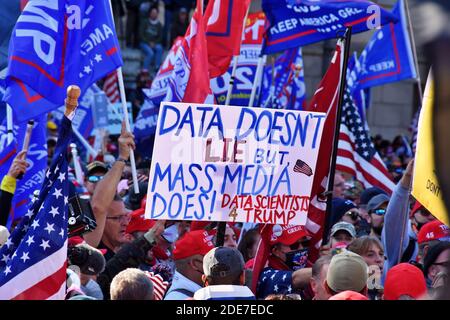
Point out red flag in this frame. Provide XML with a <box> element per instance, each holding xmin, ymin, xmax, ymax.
<box><xmin>181</xmin><ymin>0</ymin><xmax>214</xmax><ymax>103</ymax></box>
<box><xmin>304</xmin><ymin>40</ymin><xmax>344</xmax><ymax>262</ymax></box>
<box><xmin>204</xmin><ymin>0</ymin><xmax>251</xmax><ymax>78</ymax></box>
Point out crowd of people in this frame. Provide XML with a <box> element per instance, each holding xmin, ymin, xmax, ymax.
<box><xmin>1</xmin><ymin>119</ymin><xmax>449</xmax><ymax>301</ymax></box>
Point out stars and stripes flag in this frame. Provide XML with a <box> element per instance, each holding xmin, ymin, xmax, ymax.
<box><xmin>293</xmin><ymin>159</ymin><xmax>313</xmax><ymax>176</ymax></box>
<box><xmin>145</xmin><ymin>271</ymin><xmax>169</xmax><ymax>300</ymax></box>
<box><xmin>336</xmin><ymin>90</ymin><xmax>395</xmax><ymax>194</ymax></box>
<box><xmin>103</xmin><ymin>71</ymin><xmax>120</xmax><ymax>103</ymax></box>
<box><xmin>0</xmin><ymin>116</ymin><xmax>72</xmax><ymax>300</ymax></box>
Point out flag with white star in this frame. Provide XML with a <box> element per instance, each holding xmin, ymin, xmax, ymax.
<box><xmin>336</xmin><ymin>90</ymin><xmax>395</xmax><ymax>194</ymax></box>
<box><xmin>0</xmin><ymin>116</ymin><xmax>72</xmax><ymax>300</ymax></box>
<box><xmin>3</xmin><ymin>0</ymin><xmax>123</xmax><ymax>123</ymax></box>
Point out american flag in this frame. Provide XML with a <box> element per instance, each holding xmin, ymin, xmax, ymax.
<box><xmin>103</xmin><ymin>71</ymin><xmax>120</xmax><ymax>103</ymax></box>
<box><xmin>293</xmin><ymin>159</ymin><xmax>313</xmax><ymax>176</ymax></box>
<box><xmin>0</xmin><ymin>116</ymin><xmax>72</xmax><ymax>300</ymax></box>
<box><xmin>145</xmin><ymin>271</ymin><xmax>169</xmax><ymax>300</ymax></box>
<box><xmin>336</xmin><ymin>90</ymin><xmax>395</xmax><ymax>194</ymax></box>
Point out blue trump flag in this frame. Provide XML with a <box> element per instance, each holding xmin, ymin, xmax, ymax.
<box><xmin>347</xmin><ymin>52</ymin><xmax>371</xmax><ymax>121</ymax></box>
<box><xmin>0</xmin><ymin>115</ymin><xmax>47</xmax><ymax>228</ymax></box>
<box><xmin>262</xmin><ymin>0</ymin><xmax>398</xmax><ymax>54</ymax></box>
<box><xmin>4</xmin><ymin>0</ymin><xmax>122</xmax><ymax>122</ymax></box>
<box><xmin>260</xmin><ymin>47</ymin><xmax>306</xmax><ymax>110</ymax></box>
<box><xmin>0</xmin><ymin>0</ymin><xmax>23</xmax><ymax>70</ymax></box>
<box><xmin>357</xmin><ymin>0</ymin><xmax>417</xmax><ymax>89</ymax></box>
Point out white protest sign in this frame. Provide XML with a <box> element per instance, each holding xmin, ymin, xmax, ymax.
<box><xmin>145</xmin><ymin>102</ymin><xmax>326</xmax><ymax>225</ymax></box>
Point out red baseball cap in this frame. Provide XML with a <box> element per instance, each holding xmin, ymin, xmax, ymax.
<box><xmin>268</xmin><ymin>224</ymin><xmax>311</xmax><ymax>247</ymax></box>
<box><xmin>410</xmin><ymin>201</ymin><xmax>424</xmax><ymax>218</ymax></box>
<box><xmin>328</xmin><ymin>291</ymin><xmax>368</xmax><ymax>300</ymax></box>
<box><xmin>190</xmin><ymin>221</ymin><xmax>211</xmax><ymax>231</ymax></box>
<box><xmin>384</xmin><ymin>263</ymin><xmax>427</xmax><ymax>300</ymax></box>
<box><xmin>125</xmin><ymin>208</ymin><xmax>155</xmax><ymax>234</ymax></box>
<box><xmin>172</xmin><ymin>230</ymin><xmax>215</xmax><ymax>260</ymax></box>
<box><xmin>417</xmin><ymin>220</ymin><xmax>450</xmax><ymax>244</ymax></box>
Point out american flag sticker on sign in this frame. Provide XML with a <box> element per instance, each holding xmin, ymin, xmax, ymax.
<box><xmin>293</xmin><ymin>159</ymin><xmax>313</xmax><ymax>176</ymax></box>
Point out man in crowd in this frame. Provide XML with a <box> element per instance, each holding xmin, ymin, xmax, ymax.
<box><xmin>110</xmin><ymin>268</ymin><xmax>154</xmax><ymax>300</ymax></box>
<box><xmin>417</xmin><ymin>220</ymin><xmax>450</xmax><ymax>263</ymax></box>
<box><xmin>423</xmin><ymin>241</ymin><xmax>450</xmax><ymax>292</ymax></box>
<box><xmin>194</xmin><ymin>247</ymin><xmax>255</xmax><ymax>300</ymax></box>
<box><xmin>310</xmin><ymin>255</ymin><xmax>332</xmax><ymax>300</ymax></box>
<box><xmin>383</xmin><ymin>263</ymin><xmax>427</xmax><ymax>300</ymax></box>
<box><xmin>328</xmin><ymin>222</ymin><xmax>356</xmax><ymax>248</ymax></box>
<box><xmin>256</xmin><ymin>225</ymin><xmax>313</xmax><ymax>299</ymax></box>
<box><xmin>333</xmin><ymin>173</ymin><xmax>346</xmax><ymax>198</ymax></box>
<box><xmin>367</xmin><ymin>193</ymin><xmax>390</xmax><ymax>238</ymax></box>
<box><xmin>84</xmin><ymin>161</ymin><xmax>108</xmax><ymax>197</ymax></box>
<box><xmin>324</xmin><ymin>251</ymin><xmax>369</xmax><ymax>298</ymax></box>
<box><xmin>164</xmin><ymin>230</ymin><xmax>215</xmax><ymax>300</ymax></box>
<box><xmin>139</xmin><ymin>6</ymin><xmax>163</xmax><ymax>72</ymax></box>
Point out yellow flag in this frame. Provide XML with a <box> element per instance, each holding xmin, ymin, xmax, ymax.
<box><xmin>412</xmin><ymin>73</ymin><xmax>449</xmax><ymax>226</ymax></box>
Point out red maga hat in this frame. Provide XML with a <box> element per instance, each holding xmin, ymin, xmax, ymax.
<box><xmin>417</xmin><ymin>220</ymin><xmax>450</xmax><ymax>244</ymax></box>
<box><xmin>267</xmin><ymin>224</ymin><xmax>311</xmax><ymax>247</ymax></box>
<box><xmin>172</xmin><ymin>230</ymin><xmax>215</xmax><ymax>260</ymax></box>
<box><xmin>384</xmin><ymin>263</ymin><xmax>427</xmax><ymax>300</ymax></box>
<box><xmin>125</xmin><ymin>208</ymin><xmax>155</xmax><ymax>234</ymax></box>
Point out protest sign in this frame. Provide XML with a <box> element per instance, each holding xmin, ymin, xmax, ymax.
<box><xmin>145</xmin><ymin>102</ymin><xmax>325</xmax><ymax>225</ymax></box>
<box><xmin>412</xmin><ymin>75</ymin><xmax>449</xmax><ymax>226</ymax></box>
<box><xmin>106</xmin><ymin>102</ymin><xmax>133</xmax><ymax>135</ymax></box>
<box><xmin>210</xmin><ymin>12</ymin><xmax>265</xmax><ymax>106</ymax></box>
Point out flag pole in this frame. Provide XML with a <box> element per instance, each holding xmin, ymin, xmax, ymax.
<box><xmin>225</xmin><ymin>8</ymin><xmax>250</xmax><ymax>106</ymax></box>
<box><xmin>404</xmin><ymin>0</ymin><xmax>423</xmax><ymax>104</ymax></box>
<box><xmin>322</xmin><ymin>27</ymin><xmax>353</xmax><ymax>244</ymax></box>
<box><xmin>70</xmin><ymin>143</ymin><xmax>84</xmax><ymax>185</ymax></box>
<box><xmin>6</xmin><ymin>104</ymin><xmax>13</xmax><ymax>145</ymax></box>
<box><xmin>248</xmin><ymin>55</ymin><xmax>267</xmax><ymax>107</ymax></box>
<box><xmin>16</xmin><ymin>120</ymin><xmax>34</xmax><ymax>180</ymax></box>
<box><xmin>107</xmin><ymin>0</ymin><xmax>139</xmax><ymax>194</ymax></box>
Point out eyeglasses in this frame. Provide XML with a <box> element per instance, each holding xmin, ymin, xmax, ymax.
<box><xmin>87</xmin><ymin>175</ymin><xmax>104</xmax><ymax>183</ymax></box>
<box><xmin>371</xmin><ymin>208</ymin><xmax>386</xmax><ymax>216</ymax></box>
<box><xmin>345</xmin><ymin>211</ymin><xmax>360</xmax><ymax>221</ymax></box>
<box><xmin>106</xmin><ymin>214</ymin><xmax>131</xmax><ymax>223</ymax></box>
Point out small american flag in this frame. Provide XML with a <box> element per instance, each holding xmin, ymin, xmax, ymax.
<box><xmin>146</xmin><ymin>271</ymin><xmax>169</xmax><ymax>300</ymax></box>
<box><xmin>293</xmin><ymin>159</ymin><xmax>313</xmax><ymax>176</ymax></box>
<box><xmin>409</xmin><ymin>108</ymin><xmax>420</xmax><ymax>153</ymax></box>
<box><xmin>336</xmin><ymin>90</ymin><xmax>395</xmax><ymax>194</ymax></box>
<box><xmin>103</xmin><ymin>71</ymin><xmax>120</xmax><ymax>103</ymax></box>
<box><xmin>0</xmin><ymin>116</ymin><xmax>72</xmax><ymax>300</ymax></box>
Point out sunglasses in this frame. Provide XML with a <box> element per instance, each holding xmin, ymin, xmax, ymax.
<box><xmin>87</xmin><ymin>175</ymin><xmax>104</xmax><ymax>183</ymax></box>
<box><xmin>289</xmin><ymin>239</ymin><xmax>310</xmax><ymax>250</ymax></box>
<box><xmin>371</xmin><ymin>208</ymin><xmax>386</xmax><ymax>216</ymax></box>
<box><xmin>345</xmin><ymin>211</ymin><xmax>360</xmax><ymax>221</ymax></box>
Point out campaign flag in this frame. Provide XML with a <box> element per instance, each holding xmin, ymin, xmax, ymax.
<box><xmin>3</xmin><ymin>0</ymin><xmax>123</xmax><ymax>122</ymax></box>
<box><xmin>357</xmin><ymin>0</ymin><xmax>417</xmax><ymax>89</ymax></box>
<box><xmin>0</xmin><ymin>0</ymin><xmax>27</xmax><ymax>70</ymax></box>
<box><xmin>134</xmin><ymin>37</ymin><xmax>184</xmax><ymax>141</ymax></box>
<box><xmin>145</xmin><ymin>102</ymin><xmax>325</xmax><ymax>225</ymax></box>
<box><xmin>165</xmin><ymin>0</ymin><xmax>214</xmax><ymax>104</ymax></box>
<box><xmin>262</xmin><ymin>0</ymin><xmax>398</xmax><ymax>54</ymax></box>
<box><xmin>260</xmin><ymin>47</ymin><xmax>306</xmax><ymax>110</ymax></box>
<box><xmin>0</xmin><ymin>115</ymin><xmax>47</xmax><ymax>228</ymax></box>
<box><xmin>0</xmin><ymin>116</ymin><xmax>72</xmax><ymax>300</ymax></box>
<box><xmin>303</xmin><ymin>40</ymin><xmax>344</xmax><ymax>261</ymax></box>
<box><xmin>211</xmin><ymin>12</ymin><xmax>266</xmax><ymax>106</ymax></box>
<box><xmin>204</xmin><ymin>0</ymin><xmax>251</xmax><ymax>78</ymax></box>
<box><xmin>336</xmin><ymin>90</ymin><xmax>395</xmax><ymax>194</ymax></box>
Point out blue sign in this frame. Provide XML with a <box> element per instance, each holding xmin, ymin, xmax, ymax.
<box><xmin>357</xmin><ymin>0</ymin><xmax>417</xmax><ymax>89</ymax></box>
<box><xmin>4</xmin><ymin>0</ymin><xmax>122</xmax><ymax>122</ymax></box>
<box><xmin>262</xmin><ymin>0</ymin><xmax>398</xmax><ymax>54</ymax></box>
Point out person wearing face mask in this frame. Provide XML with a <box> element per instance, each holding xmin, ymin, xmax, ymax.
<box><xmin>164</xmin><ymin>230</ymin><xmax>215</xmax><ymax>300</ymax></box>
<box><xmin>256</xmin><ymin>225</ymin><xmax>313</xmax><ymax>299</ymax></box>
